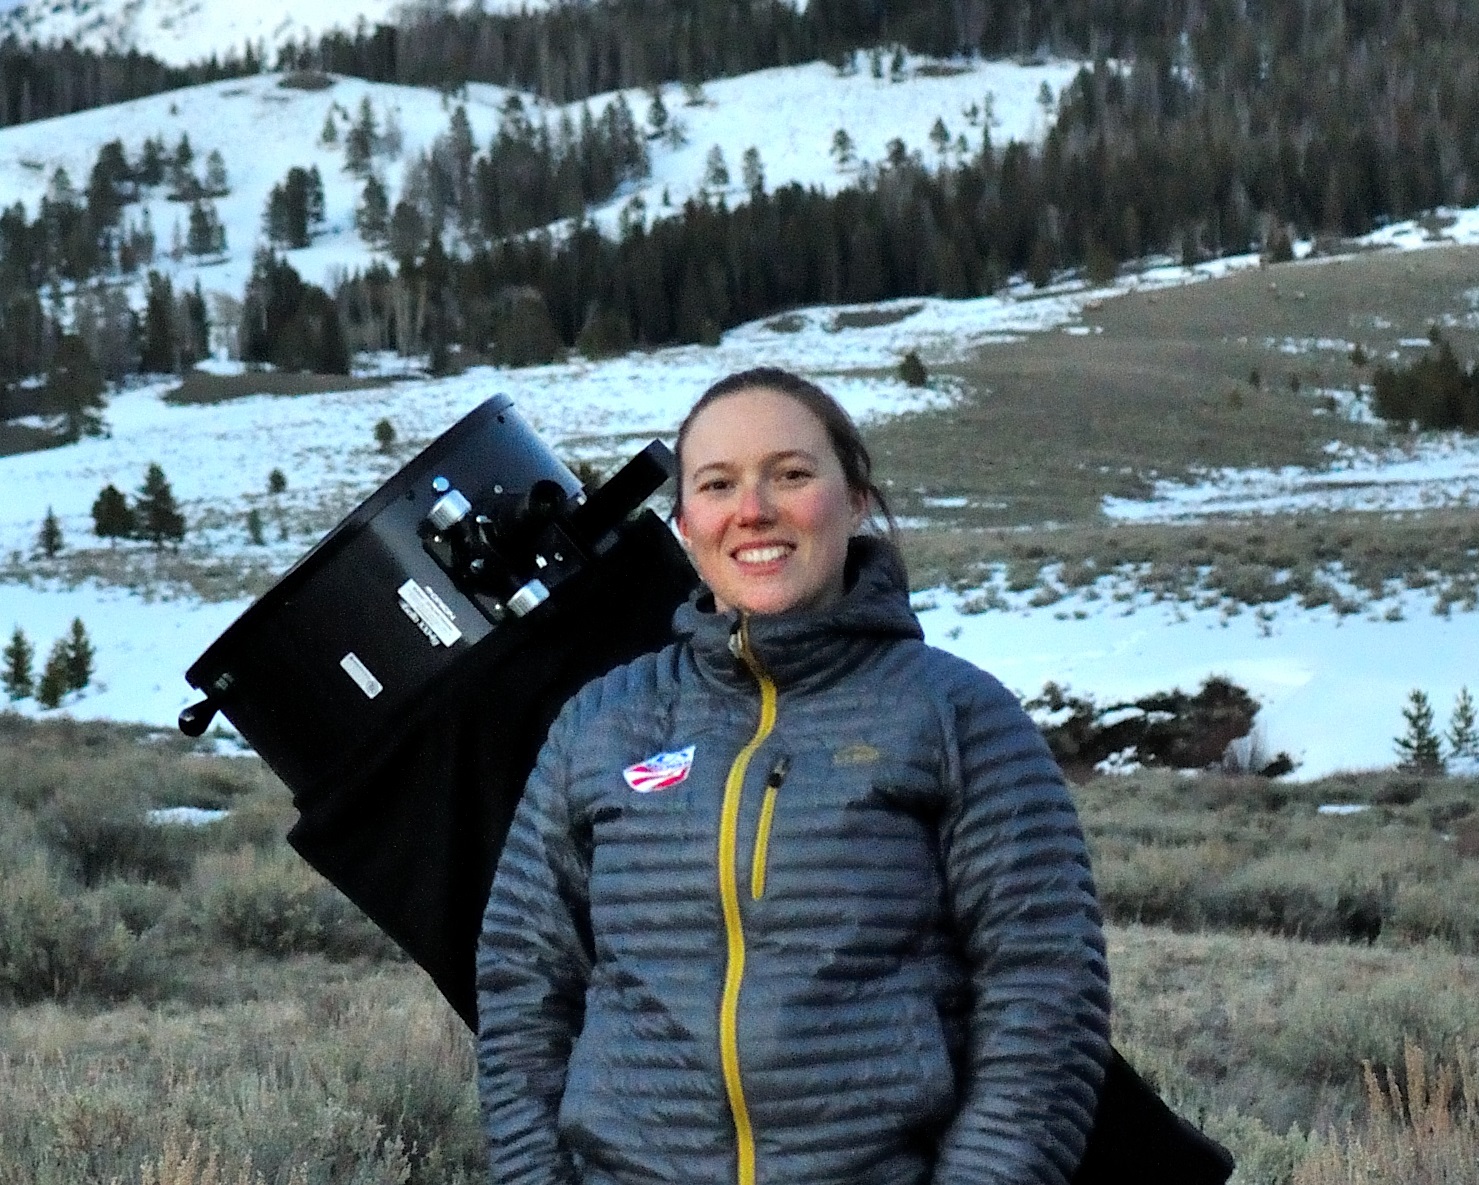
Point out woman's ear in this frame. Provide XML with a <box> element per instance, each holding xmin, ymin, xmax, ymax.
<box><xmin>675</xmin><ymin>511</ymin><xmax>692</xmax><ymax>550</ymax></box>
<box><xmin>849</xmin><ymin>489</ymin><xmax>868</xmax><ymax>533</ymax></box>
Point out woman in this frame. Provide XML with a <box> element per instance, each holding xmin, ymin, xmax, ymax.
<box><xmin>476</xmin><ymin>367</ymin><xmax>1111</xmax><ymax>1185</ymax></box>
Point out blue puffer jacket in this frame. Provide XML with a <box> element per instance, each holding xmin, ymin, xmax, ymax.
<box><xmin>477</xmin><ymin>538</ymin><xmax>1111</xmax><ymax>1185</ymax></box>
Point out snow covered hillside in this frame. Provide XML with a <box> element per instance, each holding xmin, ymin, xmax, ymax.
<box><xmin>2</xmin><ymin>45</ymin><xmax>1478</xmax><ymax>782</ymax></box>
<box><xmin>0</xmin><ymin>0</ymin><xmax>492</xmax><ymax>68</ymax></box>
<box><xmin>4</xmin><ymin>231</ymin><xmax>1479</xmax><ymax>780</ymax></box>
<box><xmin>0</xmin><ymin>57</ymin><xmax>1078</xmax><ymax>317</ymax></box>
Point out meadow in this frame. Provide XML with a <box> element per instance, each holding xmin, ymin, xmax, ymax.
<box><xmin>0</xmin><ymin>712</ymin><xmax>1475</xmax><ymax>1185</ymax></box>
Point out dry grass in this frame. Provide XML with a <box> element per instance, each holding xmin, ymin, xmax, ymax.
<box><xmin>1291</xmin><ymin>1040</ymin><xmax>1479</xmax><ymax>1185</ymax></box>
<box><xmin>1080</xmin><ymin>769</ymin><xmax>1479</xmax><ymax>951</ymax></box>
<box><xmin>164</xmin><ymin>371</ymin><xmax>387</xmax><ymax>406</ymax></box>
<box><xmin>0</xmin><ymin>971</ymin><xmax>477</xmax><ymax>1185</ymax></box>
<box><xmin>897</xmin><ymin>507</ymin><xmax>1479</xmax><ymax>606</ymax></box>
<box><xmin>1108</xmin><ymin>924</ymin><xmax>1479</xmax><ymax>1142</ymax></box>
<box><xmin>870</xmin><ymin>245</ymin><xmax>1479</xmax><ymax>527</ymax></box>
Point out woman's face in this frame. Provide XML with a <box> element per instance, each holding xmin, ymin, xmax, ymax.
<box><xmin>677</xmin><ymin>387</ymin><xmax>865</xmax><ymax>616</ymax></box>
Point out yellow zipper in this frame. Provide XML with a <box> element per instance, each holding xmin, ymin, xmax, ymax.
<box><xmin>718</xmin><ymin>618</ymin><xmax>777</xmax><ymax>1185</ymax></box>
<box><xmin>751</xmin><ymin>756</ymin><xmax>790</xmax><ymax>900</ymax></box>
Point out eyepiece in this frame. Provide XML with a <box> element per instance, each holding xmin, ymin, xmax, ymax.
<box><xmin>427</xmin><ymin>489</ymin><xmax>473</xmax><ymax>532</ymax></box>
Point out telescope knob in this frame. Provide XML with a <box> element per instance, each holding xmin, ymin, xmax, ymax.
<box><xmin>178</xmin><ymin>697</ymin><xmax>219</xmax><ymax>737</ymax></box>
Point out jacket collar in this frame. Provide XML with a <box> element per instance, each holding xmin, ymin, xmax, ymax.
<box><xmin>673</xmin><ymin>536</ymin><xmax>923</xmax><ymax>694</ymax></box>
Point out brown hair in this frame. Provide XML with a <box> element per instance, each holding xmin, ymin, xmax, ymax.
<box><xmin>673</xmin><ymin>367</ymin><xmax>895</xmax><ymax>533</ymax></box>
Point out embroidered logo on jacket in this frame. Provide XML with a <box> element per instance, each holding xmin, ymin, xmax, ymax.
<box><xmin>832</xmin><ymin>743</ymin><xmax>881</xmax><ymax>767</ymax></box>
<box><xmin>623</xmin><ymin>746</ymin><xmax>696</xmax><ymax>793</ymax></box>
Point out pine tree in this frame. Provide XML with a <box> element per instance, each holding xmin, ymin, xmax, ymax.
<box><xmin>35</xmin><ymin>639</ymin><xmax>69</xmax><ymax>709</ymax></box>
<box><xmin>45</xmin><ymin>333</ymin><xmax>106</xmax><ymax>441</ymax></box>
<box><xmin>170</xmin><ymin>133</ymin><xmax>196</xmax><ymax>196</ymax></box>
<box><xmin>136</xmin><ymin>462</ymin><xmax>186</xmax><ymax>547</ymax></box>
<box><xmin>741</xmin><ymin>147</ymin><xmax>764</xmax><ymax>199</ymax></box>
<box><xmin>140</xmin><ymin>271</ymin><xmax>178</xmax><ymax>373</ymax></box>
<box><xmin>62</xmin><ymin>618</ymin><xmax>94</xmax><ymax>692</ymax></box>
<box><xmin>356</xmin><ymin>174</ymin><xmax>390</xmax><ymax>245</ymax></box>
<box><xmin>92</xmin><ymin>483</ymin><xmax>136</xmax><ymax>541</ymax></box>
<box><xmin>204</xmin><ymin>149</ymin><xmax>229</xmax><ymax>197</ymax></box>
<box><xmin>187</xmin><ymin>200</ymin><xmax>222</xmax><ymax>256</ymax></box>
<box><xmin>830</xmin><ymin>128</ymin><xmax>855</xmax><ymax>172</ymax></box>
<box><xmin>645</xmin><ymin>87</ymin><xmax>668</xmax><ymax>139</ymax></box>
<box><xmin>703</xmin><ymin>145</ymin><xmax>729</xmax><ymax>190</ymax></box>
<box><xmin>267</xmin><ymin>468</ymin><xmax>287</xmax><ymax>495</ymax></box>
<box><xmin>373</xmin><ymin>418</ymin><xmax>396</xmax><ymax>453</ymax></box>
<box><xmin>246</xmin><ymin>507</ymin><xmax>265</xmax><ymax>545</ymax></box>
<box><xmin>35</xmin><ymin>507</ymin><xmax>63</xmax><ymax>558</ymax></box>
<box><xmin>898</xmin><ymin>350</ymin><xmax>928</xmax><ymax>387</ymax></box>
<box><xmin>1395</xmin><ymin>688</ymin><xmax>1445</xmax><ymax>774</ymax></box>
<box><xmin>2</xmin><ymin>626</ymin><xmax>33</xmax><ymax>701</ymax></box>
<box><xmin>320</xmin><ymin>110</ymin><xmax>339</xmax><ymax>145</ymax></box>
<box><xmin>345</xmin><ymin>96</ymin><xmax>377</xmax><ymax>174</ymax></box>
<box><xmin>306</xmin><ymin>165</ymin><xmax>326</xmax><ymax>231</ymax></box>
<box><xmin>929</xmin><ymin>117</ymin><xmax>951</xmax><ymax>163</ymax></box>
<box><xmin>1448</xmin><ymin>686</ymin><xmax>1479</xmax><ymax>762</ymax></box>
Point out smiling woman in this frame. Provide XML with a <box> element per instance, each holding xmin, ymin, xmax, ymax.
<box><xmin>675</xmin><ymin>381</ymin><xmax>867</xmax><ymax>615</ymax></box>
<box><xmin>475</xmin><ymin>366</ymin><xmax>1120</xmax><ymax>1185</ymax></box>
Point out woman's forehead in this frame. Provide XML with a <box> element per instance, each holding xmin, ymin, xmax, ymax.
<box><xmin>682</xmin><ymin>387</ymin><xmax>832</xmax><ymax>461</ymax></box>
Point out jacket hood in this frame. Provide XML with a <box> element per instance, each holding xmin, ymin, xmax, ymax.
<box><xmin>672</xmin><ymin>535</ymin><xmax>923</xmax><ymax>693</ymax></box>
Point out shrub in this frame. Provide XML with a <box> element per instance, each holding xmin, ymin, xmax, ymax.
<box><xmin>898</xmin><ymin>349</ymin><xmax>928</xmax><ymax>387</ymax></box>
<box><xmin>1370</xmin><ymin>331</ymin><xmax>1479</xmax><ymax>432</ymax></box>
<box><xmin>199</xmin><ymin>849</ymin><xmax>392</xmax><ymax>959</ymax></box>
<box><xmin>373</xmin><ymin>417</ymin><xmax>396</xmax><ymax>453</ymax></box>
<box><xmin>0</xmin><ymin>856</ymin><xmax>145</xmax><ymax>1003</ymax></box>
<box><xmin>39</xmin><ymin>769</ymin><xmax>196</xmax><ymax>886</ymax></box>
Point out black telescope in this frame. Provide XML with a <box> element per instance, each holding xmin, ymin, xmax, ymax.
<box><xmin>180</xmin><ymin>395</ymin><xmax>696</xmax><ymax>1028</ymax></box>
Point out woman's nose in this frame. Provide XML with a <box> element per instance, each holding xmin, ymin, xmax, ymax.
<box><xmin>736</xmin><ymin>480</ymin><xmax>775</xmax><ymax>524</ymax></box>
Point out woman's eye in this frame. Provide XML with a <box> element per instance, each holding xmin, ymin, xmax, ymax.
<box><xmin>778</xmin><ymin>468</ymin><xmax>813</xmax><ymax>484</ymax></box>
<box><xmin>698</xmin><ymin>478</ymin><xmax>732</xmax><ymax>493</ymax></box>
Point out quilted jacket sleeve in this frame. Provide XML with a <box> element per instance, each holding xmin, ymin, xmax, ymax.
<box><xmin>476</xmin><ymin>695</ymin><xmax>594</xmax><ymax>1185</ymax></box>
<box><xmin>933</xmin><ymin>672</ymin><xmax>1112</xmax><ymax>1185</ymax></box>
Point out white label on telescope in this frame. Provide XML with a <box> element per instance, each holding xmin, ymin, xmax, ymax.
<box><xmin>398</xmin><ymin>579</ymin><xmax>463</xmax><ymax>647</ymax></box>
<box><xmin>340</xmin><ymin>652</ymin><xmax>383</xmax><ymax>699</ymax></box>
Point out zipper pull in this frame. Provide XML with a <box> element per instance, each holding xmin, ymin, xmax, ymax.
<box><xmin>764</xmin><ymin>754</ymin><xmax>791</xmax><ymax>791</ymax></box>
<box><xmin>751</xmin><ymin>754</ymin><xmax>792</xmax><ymax>901</ymax></box>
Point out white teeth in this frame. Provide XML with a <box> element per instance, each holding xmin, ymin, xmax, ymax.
<box><xmin>735</xmin><ymin>545</ymin><xmax>790</xmax><ymax>564</ymax></box>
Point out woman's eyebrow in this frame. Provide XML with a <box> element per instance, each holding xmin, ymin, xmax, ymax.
<box><xmin>689</xmin><ymin>450</ymin><xmax>819</xmax><ymax>478</ymax></box>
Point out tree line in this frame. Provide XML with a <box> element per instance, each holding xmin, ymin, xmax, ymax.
<box><xmin>0</xmin><ymin>36</ymin><xmax>258</xmax><ymax>129</ymax></box>
<box><xmin>13</xmin><ymin>2</ymin><xmax>1479</xmax><ymax>401</ymax></box>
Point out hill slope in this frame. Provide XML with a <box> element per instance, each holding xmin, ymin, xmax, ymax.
<box><xmin>0</xmin><ymin>56</ymin><xmax>1078</xmax><ymax>313</ymax></box>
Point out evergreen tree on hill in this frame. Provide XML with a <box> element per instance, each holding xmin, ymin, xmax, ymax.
<box><xmin>35</xmin><ymin>507</ymin><xmax>64</xmax><ymax>558</ymax></box>
<box><xmin>92</xmin><ymin>484</ymin><xmax>136</xmax><ymax>543</ymax></box>
<box><xmin>35</xmin><ymin>639</ymin><xmax>70</xmax><ymax>709</ymax></box>
<box><xmin>136</xmin><ymin>462</ymin><xmax>186</xmax><ymax>548</ymax></box>
<box><xmin>43</xmin><ymin>333</ymin><xmax>106</xmax><ymax>442</ymax></box>
<box><xmin>356</xmin><ymin>175</ymin><xmax>391</xmax><ymax>246</ymax></box>
<box><xmin>2</xmin><ymin>626</ymin><xmax>33</xmax><ymax>701</ymax></box>
<box><xmin>63</xmin><ymin>618</ymin><xmax>95</xmax><ymax>692</ymax></box>
<box><xmin>140</xmin><ymin>271</ymin><xmax>178</xmax><ymax>373</ymax></box>
<box><xmin>240</xmin><ymin>250</ymin><xmax>349</xmax><ymax>375</ymax></box>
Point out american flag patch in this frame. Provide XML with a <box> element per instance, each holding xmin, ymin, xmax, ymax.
<box><xmin>623</xmin><ymin>746</ymin><xmax>696</xmax><ymax>793</ymax></box>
